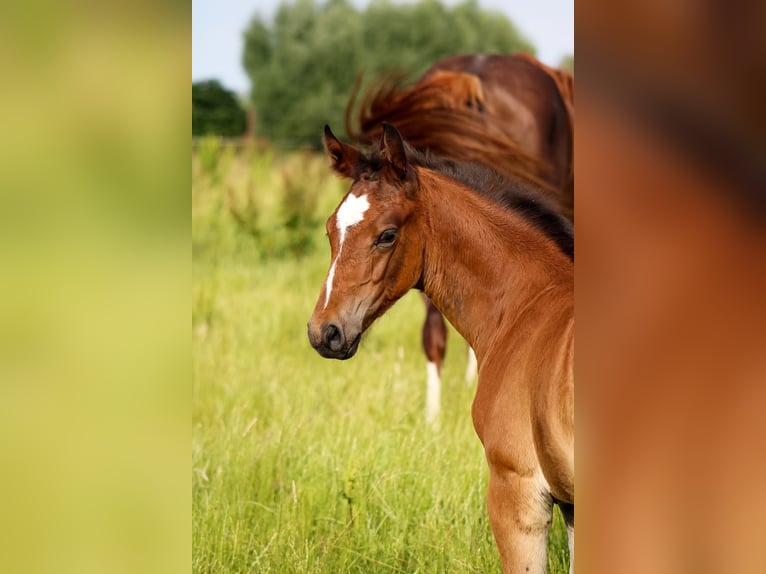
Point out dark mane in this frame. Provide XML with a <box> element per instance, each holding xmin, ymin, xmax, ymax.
<box><xmin>360</xmin><ymin>142</ymin><xmax>574</xmax><ymax>260</ymax></box>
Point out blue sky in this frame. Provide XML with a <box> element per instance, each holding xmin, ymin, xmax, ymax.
<box><xmin>192</xmin><ymin>0</ymin><xmax>574</xmax><ymax>94</ymax></box>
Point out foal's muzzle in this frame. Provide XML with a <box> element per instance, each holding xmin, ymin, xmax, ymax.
<box><xmin>307</xmin><ymin>321</ymin><xmax>362</xmax><ymax>360</ymax></box>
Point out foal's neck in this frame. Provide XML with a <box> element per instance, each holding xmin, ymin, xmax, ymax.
<box><xmin>418</xmin><ymin>170</ymin><xmax>573</xmax><ymax>361</ymax></box>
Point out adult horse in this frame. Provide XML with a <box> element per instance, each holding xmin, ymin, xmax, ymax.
<box><xmin>307</xmin><ymin>124</ymin><xmax>574</xmax><ymax>573</ymax></box>
<box><xmin>346</xmin><ymin>53</ymin><xmax>574</xmax><ymax>421</ymax></box>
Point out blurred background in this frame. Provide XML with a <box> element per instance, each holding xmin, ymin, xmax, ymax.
<box><xmin>2</xmin><ymin>0</ymin><xmax>763</xmax><ymax>572</ymax></box>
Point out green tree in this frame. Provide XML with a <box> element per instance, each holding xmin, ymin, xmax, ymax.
<box><xmin>243</xmin><ymin>0</ymin><xmax>534</xmax><ymax>148</ymax></box>
<box><xmin>192</xmin><ymin>80</ymin><xmax>248</xmax><ymax>137</ymax></box>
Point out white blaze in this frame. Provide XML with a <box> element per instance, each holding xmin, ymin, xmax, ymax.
<box><xmin>336</xmin><ymin>193</ymin><xmax>370</xmax><ymax>244</ymax></box>
<box><xmin>323</xmin><ymin>193</ymin><xmax>370</xmax><ymax>309</ymax></box>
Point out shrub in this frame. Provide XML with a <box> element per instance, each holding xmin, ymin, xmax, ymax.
<box><xmin>192</xmin><ymin>80</ymin><xmax>247</xmax><ymax>137</ymax></box>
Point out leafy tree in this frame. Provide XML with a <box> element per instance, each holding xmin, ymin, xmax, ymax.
<box><xmin>243</xmin><ymin>0</ymin><xmax>534</xmax><ymax>147</ymax></box>
<box><xmin>192</xmin><ymin>80</ymin><xmax>248</xmax><ymax>137</ymax></box>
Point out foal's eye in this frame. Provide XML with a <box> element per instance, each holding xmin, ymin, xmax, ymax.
<box><xmin>375</xmin><ymin>229</ymin><xmax>398</xmax><ymax>247</ymax></box>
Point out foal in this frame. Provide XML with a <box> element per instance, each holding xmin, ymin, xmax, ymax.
<box><xmin>307</xmin><ymin>124</ymin><xmax>574</xmax><ymax>573</ymax></box>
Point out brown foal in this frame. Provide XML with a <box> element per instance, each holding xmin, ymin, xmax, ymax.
<box><xmin>307</xmin><ymin>124</ymin><xmax>574</xmax><ymax>573</ymax></box>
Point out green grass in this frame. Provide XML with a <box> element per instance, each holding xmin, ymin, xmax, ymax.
<box><xmin>192</xmin><ymin>148</ymin><xmax>570</xmax><ymax>573</ymax></box>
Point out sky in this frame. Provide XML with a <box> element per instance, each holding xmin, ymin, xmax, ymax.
<box><xmin>192</xmin><ymin>0</ymin><xmax>574</xmax><ymax>95</ymax></box>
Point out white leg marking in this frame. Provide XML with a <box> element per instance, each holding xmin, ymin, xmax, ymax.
<box><xmin>465</xmin><ymin>346</ymin><xmax>478</xmax><ymax>384</ymax></box>
<box><xmin>322</xmin><ymin>193</ymin><xmax>370</xmax><ymax>309</ymax></box>
<box><xmin>568</xmin><ymin>524</ymin><xmax>574</xmax><ymax>574</ymax></box>
<box><xmin>426</xmin><ymin>361</ymin><xmax>441</xmax><ymax>423</ymax></box>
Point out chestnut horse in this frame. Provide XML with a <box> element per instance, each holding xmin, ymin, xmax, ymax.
<box><xmin>308</xmin><ymin>124</ymin><xmax>574</xmax><ymax>573</ymax></box>
<box><xmin>347</xmin><ymin>53</ymin><xmax>574</xmax><ymax>422</ymax></box>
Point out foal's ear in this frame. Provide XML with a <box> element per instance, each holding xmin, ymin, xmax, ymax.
<box><xmin>323</xmin><ymin>125</ymin><xmax>360</xmax><ymax>178</ymax></box>
<box><xmin>380</xmin><ymin>122</ymin><xmax>408</xmax><ymax>180</ymax></box>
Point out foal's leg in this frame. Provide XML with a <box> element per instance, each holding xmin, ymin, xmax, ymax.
<box><xmin>422</xmin><ymin>297</ymin><xmax>446</xmax><ymax>422</ymax></box>
<box><xmin>487</xmin><ymin>467</ymin><xmax>553</xmax><ymax>574</ymax></box>
<box><xmin>558</xmin><ymin>503</ymin><xmax>574</xmax><ymax>574</ymax></box>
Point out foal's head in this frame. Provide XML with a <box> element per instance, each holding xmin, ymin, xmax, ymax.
<box><xmin>308</xmin><ymin>124</ymin><xmax>424</xmax><ymax>359</ymax></box>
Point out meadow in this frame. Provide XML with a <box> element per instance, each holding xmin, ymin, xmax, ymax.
<box><xmin>192</xmin><ymin>140</ymin><xmax>569</xmax><ymax>573</ymax></box>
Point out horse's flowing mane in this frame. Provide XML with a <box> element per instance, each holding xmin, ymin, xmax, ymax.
<box><xmin>345</xmin><ymin>72</ymin><xmax>555</xmax><ymax>192</ymax></box>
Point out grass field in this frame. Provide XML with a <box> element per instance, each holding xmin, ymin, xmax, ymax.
<box><xmin>192</xmin><ymin>144</ymin><xmax>569</xmax><ymax>573</ymax></box>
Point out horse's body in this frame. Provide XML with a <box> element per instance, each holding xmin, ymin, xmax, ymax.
<box><xmin>347</xmin><ymin>53</ymin><xmax>574</xmax><ymax>421</ymax></box>
<box><xmin>308</xmin><ymin>125</ymin><xmax>574</xmax><ymax>573</ymax></box>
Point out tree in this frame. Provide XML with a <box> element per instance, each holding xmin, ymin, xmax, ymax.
<box><xmin>192</xmin><ymin>80</ymin><xmax>248</xmax><ymax>137</ymax></box>
<box><xmin>242</xmin><ymin>0</ymin><xmax>535</xmax><ymax>147</ymax></box>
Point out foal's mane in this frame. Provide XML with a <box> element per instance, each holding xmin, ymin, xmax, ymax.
<box><xmin>358</xmin><ymin>142</ymin><xmax>574</xmax><ymax>261</ymax></box>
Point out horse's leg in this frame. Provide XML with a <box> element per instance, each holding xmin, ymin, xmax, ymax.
<box><xmin>422</xmin><ymin>296</ymin><xmax>446</xmax><ymax>422</ymax></box>
<box><xmin>465</xmin><ymin>345</ymin><xmax>478</xmax><ymax>384</ymax></box>
<box><xmin>487</xmin><ymin>467</ymin><xmax>552</xmax><ymax>574</ymax></box>
<box><xmin>559</xmin><ymin>502</ymin><xmax>574</xmax><ymax>574</ymax></box>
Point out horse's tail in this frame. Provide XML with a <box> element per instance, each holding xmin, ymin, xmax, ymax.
<box><xmin>345</xmin><ymin>71</ymin><xmax>556</xmax><ymax>193</ymax></box>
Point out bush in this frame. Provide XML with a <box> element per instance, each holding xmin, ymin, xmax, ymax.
<box><xmin>205</xmin><ymin>149</ymin><xmax>332</xmax><ymax>261</ymax></box>
<box><xmin>192</xmin><ymin>80</ymin><xmax>247</xmax><ymax>137</ymax></box>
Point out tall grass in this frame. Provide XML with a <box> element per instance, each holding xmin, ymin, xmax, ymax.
<box><xmin>192</xmin><ymin>148</ymin><xmax>569</xmax><ymax>573</ymax></box>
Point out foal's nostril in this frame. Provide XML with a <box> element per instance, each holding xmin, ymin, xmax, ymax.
<box><xmin>323</xmin><ymin>323</ymin><xmax>343</xmax><ymax>351</ymax></box>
